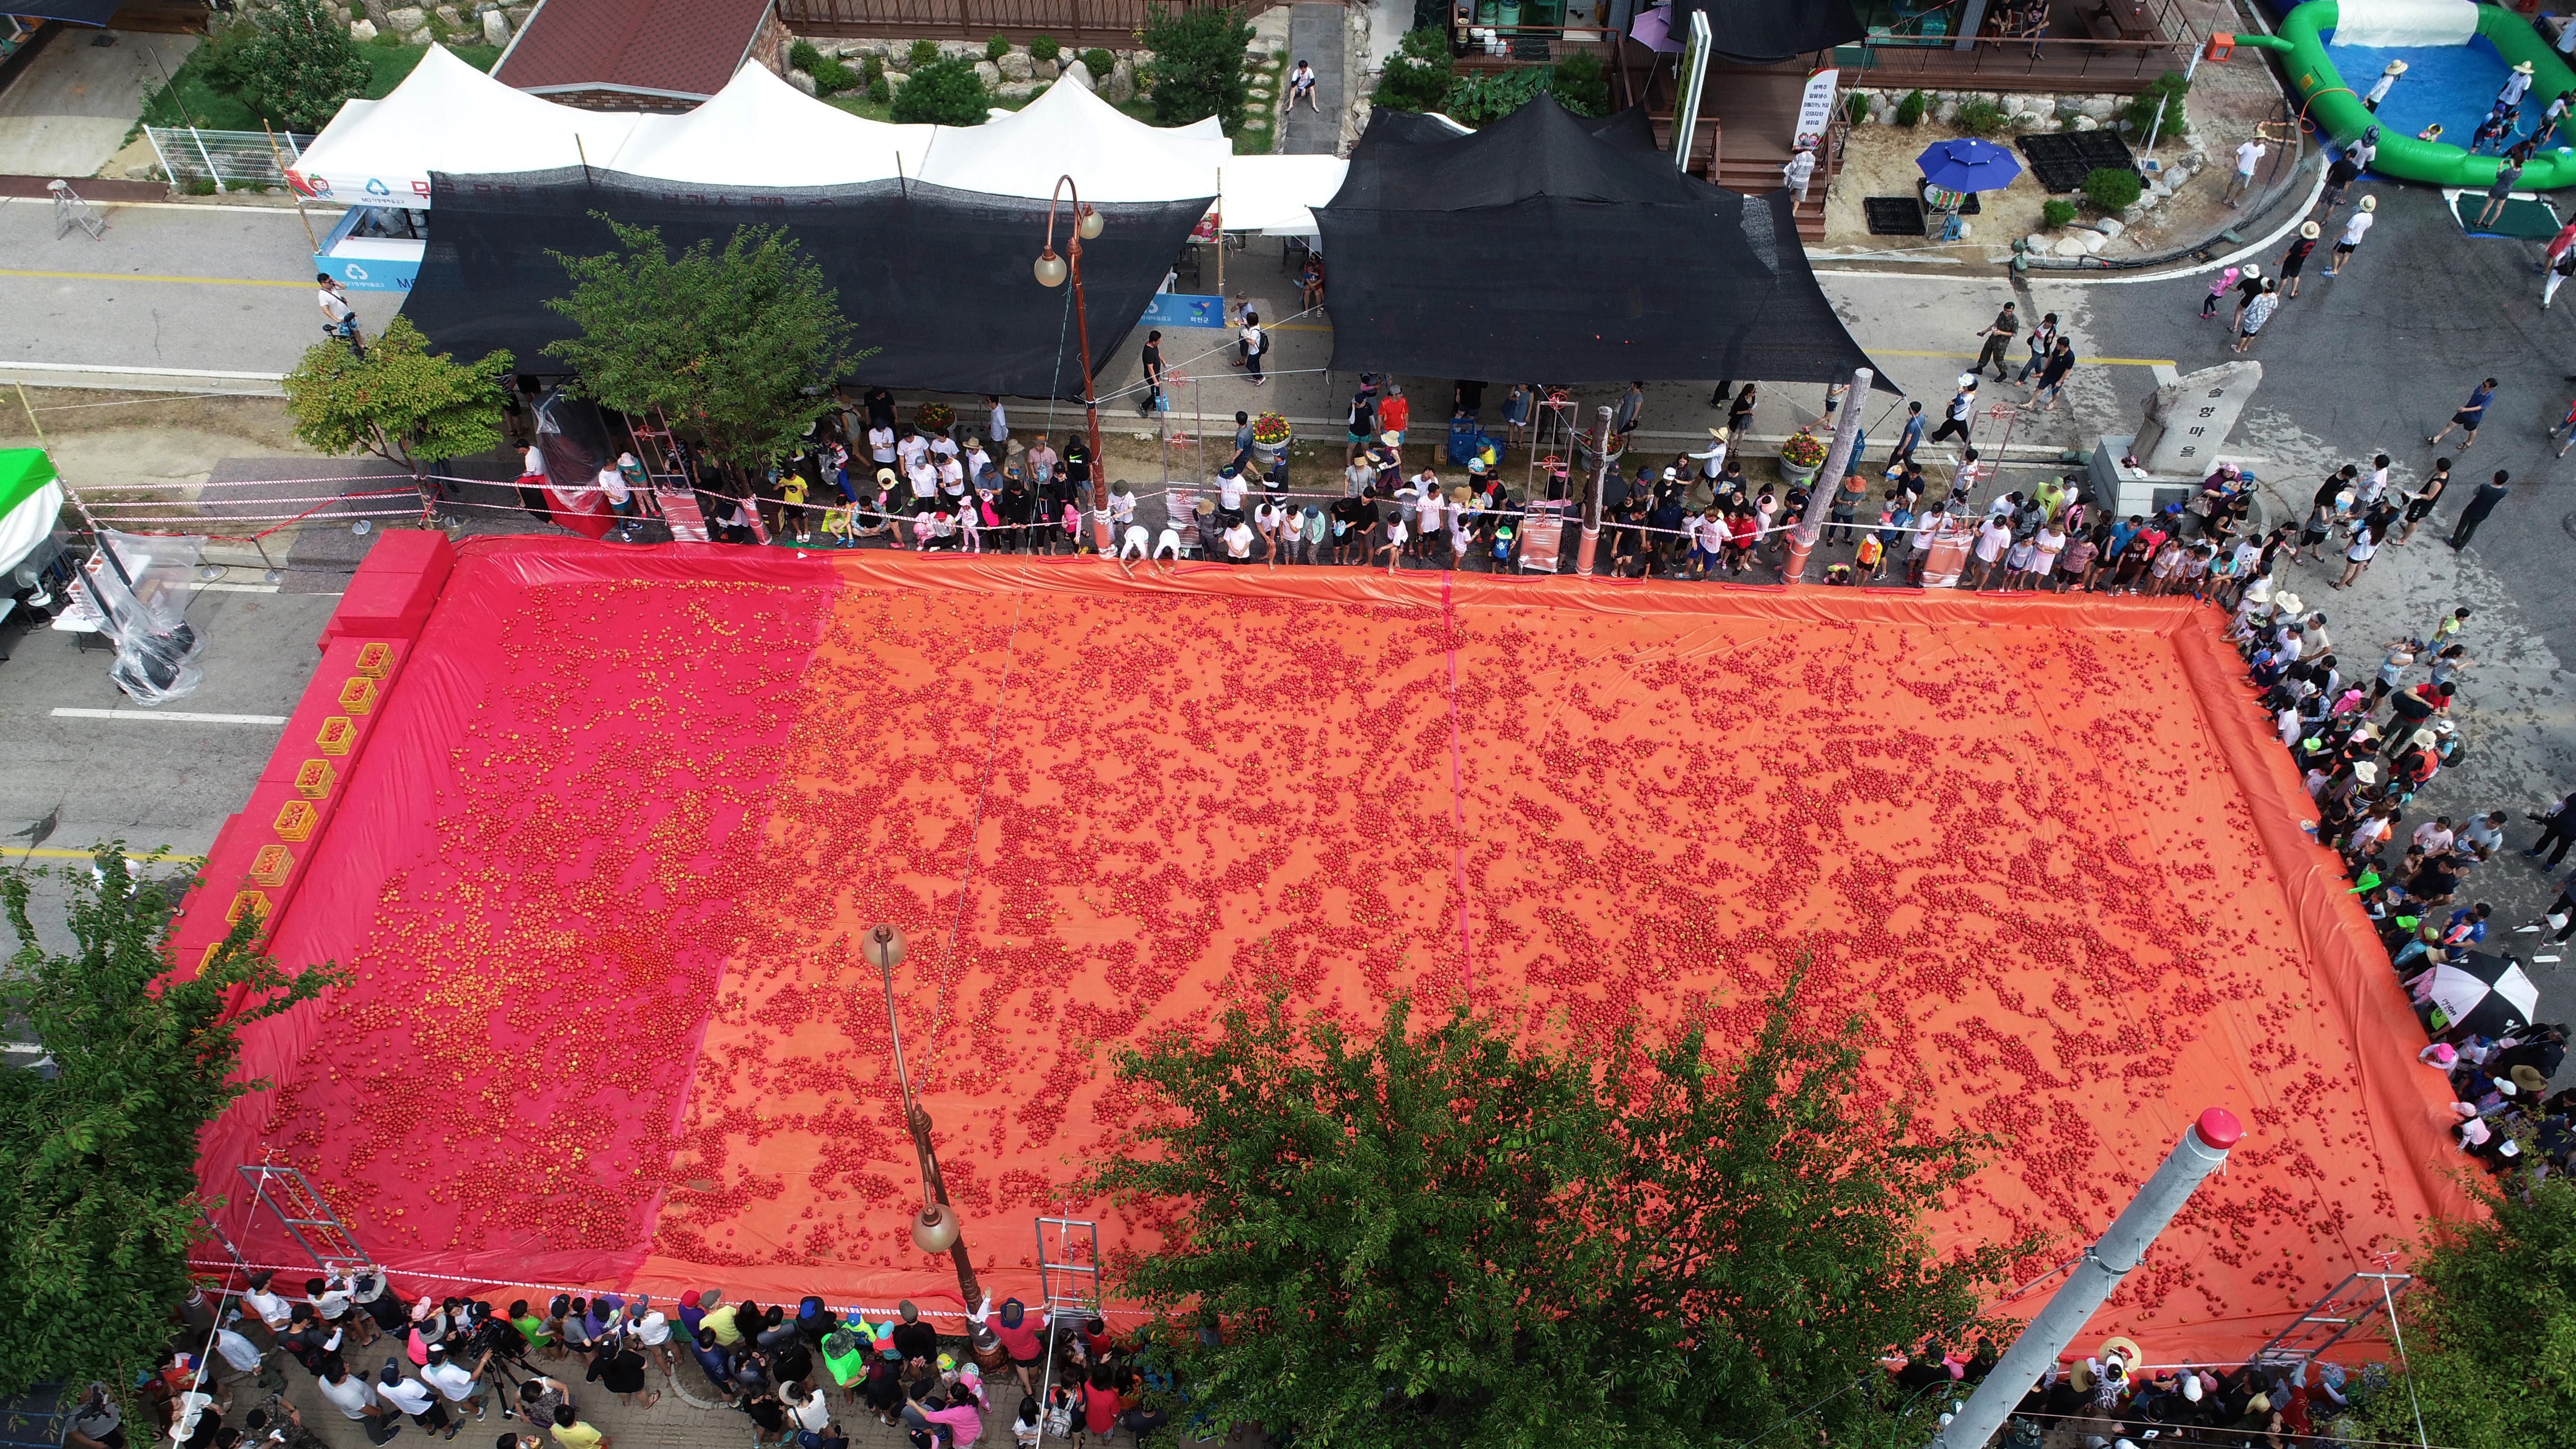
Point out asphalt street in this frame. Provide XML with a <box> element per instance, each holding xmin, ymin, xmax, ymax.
<box><xmin>0</xmin><ymin>193</ymin><xmax>320</xmax><ymax>379</ymax></box>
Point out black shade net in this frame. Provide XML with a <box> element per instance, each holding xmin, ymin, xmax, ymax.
<box><xmin>1670</xmin><ymin>0</ymin><xmax>1866</xmax><ymax>60</ymax></box>
<box><xmin>1317</xmin><ymin>101</ymin><xmax>1893</xmax><ymax>391</ymax></box>
<box><xmin>403</xmin><ymin>168</ymin><xmax>1211</xmax><ymax>400</ymax></box>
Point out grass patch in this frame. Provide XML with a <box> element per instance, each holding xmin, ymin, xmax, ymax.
<box><xmin>139</xmin><ymin>40</ymin><xmax>498</xmax><ymax>132</ymax></box>
<box><xmin>1233</xmin><ymin>46</ymin><xmax>1286</xmax><ymax>156</ymax></box>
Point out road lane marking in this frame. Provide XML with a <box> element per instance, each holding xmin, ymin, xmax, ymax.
<box><xmin>50</xmin><ymin>708</ymin><xmax>289</xmax><ymax>724</ymax></box>
<box><xmin>0</xmin><ymin>269</ymin><xmax>306</xmax><ymax>288</ymax></box>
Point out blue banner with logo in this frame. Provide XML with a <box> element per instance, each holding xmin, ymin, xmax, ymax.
<box><xmin>1139</xmin><ymin>292</ymin><xmax>1228</xmax><ymax>329</ymax></box>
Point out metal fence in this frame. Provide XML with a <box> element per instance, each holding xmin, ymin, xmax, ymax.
<box><xmin>142</xmin><ymin>126</ymin><xmax>316</xmax><ymax>188</ymax></box>
<box><xmin>777</xmin><ymin>0</ymin><xmax>1236</xmax><ymax>41</ymax></box>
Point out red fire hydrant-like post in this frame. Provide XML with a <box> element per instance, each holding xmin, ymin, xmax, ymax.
<box><xmin>1930</xmin><ymin>1108</ymin><xmax>2244</xmax><ymax>1449</ymax></box>
<box><xmin>1779</xmin><ymin>367</ymin><xmax>1872</xmax><ymax>585</ymax></box>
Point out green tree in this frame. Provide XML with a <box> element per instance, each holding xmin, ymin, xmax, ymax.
<box><xmin>1372</xmin><ymin>27</ymin><xmax>1455</xmax><ymax>114</ymax></box>
<box><xmin>281</xmin><ymin>314</ymin><xmax>512</xmax><ymax>481</ymax></box>
<box><xmin>546</xmin><ymin>217</ymin><xmax>865</xmax><ymax>474</ymax></box>
<box><xmin>242</xmin><ymin>0</ymin><xmax>371</xmax><ymax>133</ymax></box>
<box><xmin>1142</xmin><ymin>4</ymin><xmax>1255</xmax><ymax>136</ymax></box>
<box><xmin>2361</xmin><ymin>1163</ymin><xmax>2576</xmax><ymax>1449</ymax></box>
<box><xmin>891</xmin><ymin>58</ymin><xmax>992</xmax><ymax>126</ymax></box>
<box><xmin>1087</xmin><ymin>976</ymin><xmax>2018</xmax><ymax>1449</ymax></box>
<box><xmin>0</xmin><ymin>847</ymin><xmax>344</xmax><ymax>1398</ymax></box>
<box><xmin>1548</xmin><ymin>50</ymin><xmax>1608</xmax><ymax>118</ymax></box>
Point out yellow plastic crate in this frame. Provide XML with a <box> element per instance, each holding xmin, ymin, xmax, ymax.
<box><xmin>338</xmin><ymin>676</ymin><xmax>378</xmax><ymax>715</ymax></box>
<box><xmin>316</xmin><ymin>715</ymin><xmax>356</xmax><ymax>756</ymax></box>
<box><xmin>294</xmin><ymin>758</ymin><xmax>336</xmax><ymax>800</ymax></box>
<box><xmin>352</xmin><ymin>641</ymin><xmax>394</xmax><ymax>679</ymax></box>
<box><xmin>273</xmin><ymin>798</ymin><xmax>319</xmax><ymax>842</ymax></box>
<box><xmin>249</xmin><ymin>844</ymin><xmax>294</xmax><ymax>888</ymax></box>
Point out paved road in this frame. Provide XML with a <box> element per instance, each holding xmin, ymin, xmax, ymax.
<box><xmin>0</xmin><ymin>193</ymin><xmax>322</xmax><ymax>377</ymax></box>
<box><xmin>1282</xmin><ymin>3</ymin><xmax>1344</xmax><ymax>155</ymax></box>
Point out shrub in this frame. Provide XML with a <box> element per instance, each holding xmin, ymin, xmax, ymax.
<box><xmin>1551</xmin><ymin>49</ymin><xmax>1608</xmax><ymax>117</ymax></box>
<box><xmin>2041</xmin><ymin>198</ymin><xmax>2077</xmax><ymax>229</ymax></box>
<box><xmin>988</xmin><ymin>33</ymin><xmax>1010</xmax><ymax>60</ymax></box>
<box><xmin>861</xmin><ymin>52</ymin><xmax>884</xmax><ymax>82</ymax></box>
<box><xmin>891</xmin><ymin>58</ymin><xmax>991</xmax><ymax>125</ymax></box>
<box><xmin>185</xmin><ymin>176</ymin><xmax>218</xmax><ymax>195</ymax></box>
<box><xmin>789</xmin><ymin>38</ymin><xmax>822</xmax><ymax>72</ymax></box>
<box><xmin>2082</xmin><ymin>165</ymin><xmax>2142</xmax><ymax>212</ymax></box>
<box><xmin>1895</xmin><ymin>88</ymin><xmax>1926</xmax><ymax>127</ymax></box>
<box><xmin>1030</xmin><ymin>33</ymin><xmax>1062</xmax><ymax>63</ymax></box>
<box><xmin>2122</xmin><ymin>69</ymin><xmax>2190</xmax><ymax>138</ymax></box>
<box><xmin>1845</xmin><ymin>90</ymin><xmax>1869</xmax><ymax>126</ymax></box>
<box><xmin>812</xmin><ymin>56</ymin><xmax>861</xmax><ymax>94</ymax></box>
<box><xmin>909</xmin><ymin>38</ymin><xmax>941</xmax><ymax>69</ymax></box>
<box><xmin>1082</xmin><ymin>46</ymin><xmax>1117</xmax><ymax>79</ymax></box>
<box><xmin>1955</xmin><ymin>99</ymin><xmax>2008</xmax><ymax>136</ymax></box>
<box><xmin>1142</xmin><ymin>4</ymin><xmax>1256</xmax><ymax>135</ymax></box>
<box><xmin>1372</xmin><ymin>26</ymin><xmax>1454</xmax><ymax>114</ymax></box>
<box><xmin>242</xmin><ymin>0</ymin><xmax>371</xmax><ymax>132</ymax></box>
<box><xmin>868</xmin><ymin>76</ymin><xmax>891</xmax><ymax>105</ymax></box>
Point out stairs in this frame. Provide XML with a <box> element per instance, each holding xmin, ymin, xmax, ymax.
<box><xmin>1716</xmin><ymin>153</ymin><xmax>1827</xmax><ymax>243</ymax></box>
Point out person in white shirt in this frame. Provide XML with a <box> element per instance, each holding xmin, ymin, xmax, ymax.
<box><xmin>788</xmin><ymin>1383</ymin><xmax>830</xmax><ymax>1433</ymax></box>
<box><xmin>242</xmin><ymin>1271</ymin><xmax>296</xmax><ymax>1337</ymax></box>
<box><xmin>317</xmin><ymin>1362</ymin><xmax>395</xmax><ymax>1445</ymax></box>
<box><xmin>1970</xmin><ymin>515</ymin><xmax>2013</xmax><ymax>588</ymax></box>
<box><xmin>1373</xmin><ymin>513</ymin><xmax>1409</xmax><ymax>570</ymax></box>
<box><xmin>2325</xmin><ymin>196</ymin><xmax>2375</xmax><ymax>274</ymax></box>
<box><xmin>1238</xmin><ymin>312</ymin><xmax>1266</xmax><ymax>386</ymax></box>
<box><xmin>1782</xmin><ymin>148</ymin><xmax>1816</xmax><ymax>204</ymax></box>
<box><xmin>1254</xmin><ymin>499</ymin><xmax>1289</xmax><ymax>561</ymax></box>
<box><xmin>905</xmin><ymin>458</ymin><xmax>939</xmax><ymax>502</ymax></box>
<box><xmin>895</xmin><ymin>431</ymin><xmax>929</xmax><ymax>472</ymax></box>
<box><xmin>1217</xmin><ymin>467</ymin><xmax>1248</xmax><ymax>514</ymax></box>
<box><xmin>937</xmin><ymin>455</ymin><xmax>967</xmax><ymax>499</ymax></box>
<box><xmin>210</xmin><ymin>1324</ymin><xmax>266</xmax><ymax>1380</ymax></box>
<box><xmin>1222</xmin><ymin>518</ymin><xmax>1256</xmax><ymax>562</ymax></box>
<box><xmin>2502</xmin><ymin>58</ymin><xmax>2536</xmax><ymax>110</ymax></box>
<box><xmin>867</xmin><ymin>424</ymin><xmax>897</xmax><ymax>467</ymax></box>
<box><xmin>2363</xmin><ymin>59</ymin><xmax>2403</xmax><ymax>112</ymax></box>
<box><xmin>2224</xmin><ymin>137</ymin><xmax>2268</xmax><ymax>206</ymax></box>
<box><xmin>985</xmin><ymin>395</ymin><xmax>1009</xmax><ymax>444</ymax></box>
<box><xmin>1416</xmin><ymin>480</ymin><xmax>1447</xmax><ymax>560</ymax></box>
<box><xmin>927</xmin><ymin>431</ymin><xmax>959</xmax><ymax>462</ymax></box>
<box><xmin>316</xmin><ymin>275</ymin><xmax>363</xmax><ymax>356</ymax></box>
<box><xmin>420</xmin><ymin>1347</ymin><xmax>489</xmax><ymax>1420</ymax></box>
<box><xmin>620</xmin><ymin>1299</ymin><xmax>676</xmax><ymax>1378</ymax></box>
<box><xmin>1287</xmin><ymin>58</ymin><xmax>1319</xmax><ymax>112</ymax></box>
<box><xmin>376</xmin><ymin>1362</ymin><xmax>450</xmax><ymax>1437</ymax></box>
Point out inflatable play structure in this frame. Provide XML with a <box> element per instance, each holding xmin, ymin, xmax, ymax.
<box><xmin>2237</xmin><ymin>0</ymin><xmax>2576</xmax><ymax>189</ymax></box>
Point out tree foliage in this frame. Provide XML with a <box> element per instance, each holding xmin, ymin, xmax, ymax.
<box><xmin>241</xmin><ymin>0</ymin><xmax>371</xmax><ymax>133</ymax></box>
<box><xmin>281</xmin><ymin>314</ymin><xmax>513</xmax><ymax>478</ymax></box>
<box><xmin>546</xmin><ymin>217</ymin><xmax>865</xmax><ymax>472</ymax></box>
<box><xmin>891</xmin><ymin>58</ymin><xmax>991</xmax><ymax>126</ymax></box>
<box><xmin>1371</xmin><ymin>27</ymin><xmax>1454</xmax><ymax>115</ymax></box>
<box><xmin>1086</xmin><ymin>977</ymin><xmax>2017</xmax><ymax>1449</ymax></box>
<box><xmin>0</xmin><ymin>848</ymin><xmax>344</xmax><ymax>1398</ymax></box>
<box><xmin>2363</xmin><ymin>1163</ymin><xmax>2576</xmax><ymax>1449</ymax></box>
<box><xmin>1142</xmin><ymin>4</ymin><xmax>1256</xmax><ymax>136</ymax></box>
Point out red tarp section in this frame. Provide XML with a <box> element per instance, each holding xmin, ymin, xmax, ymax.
<box><xmin>193</xmin><ymin>540</ymin><xmax>2472</xmax><ymax>1354</ymax></box>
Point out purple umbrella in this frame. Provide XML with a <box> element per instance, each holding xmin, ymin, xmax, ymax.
<box><xmin>1630</xmin><ymin>3</ymin><xmax>1685</xmax><ymax>53</ymax></box>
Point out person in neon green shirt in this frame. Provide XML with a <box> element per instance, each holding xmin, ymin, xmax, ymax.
<box><xmin>821</xmin><ymin>1328</ymin><xmax>871</xmax><ymax>1403</ymax></box>
<box><xmin>509</xmin><ymin>1298</ymin><xmax>555</xmax><ymax>1357</ymax></box>
<box><xmin>700</xmin><ymin>1295</ymin><xmax>743</xmax><ymax>1348</ymax></box>
<box><xmin>547</xmin><ymin>1406</ymin><xmax>609</xmax><ymax>1449</ymax></box>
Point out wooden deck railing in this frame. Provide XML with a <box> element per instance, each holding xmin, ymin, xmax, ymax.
<box><xmin>775</xmin><ymin>0</ymin><xmax>1240</xmax><ymax>41</ymax></box>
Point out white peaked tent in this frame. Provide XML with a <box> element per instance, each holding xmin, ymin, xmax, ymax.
<box><xmin>293</xmin><ymin>43</ymin><xmax>1349</xmax><ymax>228</ymax></box>
<box><xmin>288</xmin><ymin>45</ymin><xmax>639</xmax><ymax>208</ymax></box>
<box><xmin>612</xmin><ymin>64</ymin><xmax>935</xmax><ymax>187</ymax></box>
<box><xmin>910</xmin><ymin>74</ymin><xmax>1231</xmax><ymax>201</ymax></box>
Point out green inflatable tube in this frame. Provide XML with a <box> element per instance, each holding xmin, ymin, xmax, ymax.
<box><xmin>2235</xmin><ymin>0</ymin><xmax>2576</xmax><ymax>189</ymax></box>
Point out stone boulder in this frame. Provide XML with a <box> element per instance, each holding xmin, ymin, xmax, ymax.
<box><xmin>973</xmin><ymin>59</ymin><xmax>999</xmax><ymax>86</ymax></box>
<box><xmin>2093</xmin><ymin>215</ymin><xmax>2124</xmax><ymax>237</ymax></box>
<box><xmin>2079</xmin><ymin>95</ymin><xmax>2120</xmax><ymax>121</ymax></box>
<box><xmin>996</xmin><ymin>79</ymin><xmax>1043</xmax><ymax>101</ymax></box>
<box><xmin>1061</xmin><ymin>57</ymin><xmax>1096</xmax><ymax>90</ymax></box>
<box><xmin>481</xmin><ymin>8</ymin><xmax>508</xmax><ymax>44</ymax></box>
<box><xmin>502</xmin><ymin>3</ymin><xmax>530</xmax><ymax>24</ymax></box>
<box><xmin>2072</xmin><ymin>114</ymin><xmax>2096</xmax><ymax>130</ymax></box>
<box><xmin>432</xmin><ymin>3</ymin><xmax>459</xmax><ymax>26</ymax></box>
<box><xmin>1099</xmin><ymin>58</ymin><xmax>1135</xmax><ymax>105</ymax></box>
<box><xmin>938</xmin><ymin>39</ymin><xmax>980</xmax><ymax>61</ymax></box>
<box><xmin>786</xmin><ymin>67</ymin><xmax>818</xmax><ymax>95</ymax></box>
<box><xmin>886</xmin><ymin>70</ymin><xmax>909</xmax><ymax>89</ymax></box>
<box><xmin>350</xmin><ymin>16</ymin><xmax>377</xmax><ymax>40</ymax></box>
<box><xmin>385</xmin><ymin>4</ymin><xmax>423</xmax><ymax>32</ymax></box>
<box><xmin>2052</xmin><ymin>233</ymin><xmax>2089</xmax><ymax>257</ymax></box>
<box><xmin>998</xmin><ymin>49</ymin><xmax>1032</xmax><ymax>80</ymax></box>
<box><xmin>402</xmin><ymin>24</ymin><xmax>431</xmax><ymax>45</ymax></box>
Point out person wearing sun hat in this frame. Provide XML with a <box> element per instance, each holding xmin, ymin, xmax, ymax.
<box><xmin>974</xmin><ymin>1294</ymin><xmax>1050</xmax><ymax>1399</ymax></box>
<box><xmin>2503</xmin><ymin>57</ymin><xmax>2539</xmax><ymax>113</ymax></box>
<box><xmin>2281</xmin><ymin>220</ymin><xmax>2323</xmax><ymax>298</ymax></box>
<box><xmin>2364</xmin><ymin>58</ymin><xmax>2406</xmax><ymax>113</ymax></box>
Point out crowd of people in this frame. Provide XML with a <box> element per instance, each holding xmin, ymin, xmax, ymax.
<box><xmin>128</xmin><ymin>1273</ymin><xmax>1170</xmax><ymax>1449</ymax></box>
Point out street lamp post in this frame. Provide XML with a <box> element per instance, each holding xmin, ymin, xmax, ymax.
<box><xmin>865</xmin><ymin>924</ymin><xmax>982</xmax><ymax>1310</ymax></box>
<box><xmin>1032</xmin><ymin>176</ymin><xmax>1115</xmax><ymax>556</ymax></box>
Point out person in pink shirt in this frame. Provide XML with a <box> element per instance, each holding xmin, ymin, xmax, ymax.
<box><xmin>978</xmin><ymin>1296</ymin><xmax>1050</xmax><ymax>1399</ymax></box>
<box><xmin>919</xmin><ymin>1373</ymin><xmax>990</xmax><ymax>1449</ymax></box>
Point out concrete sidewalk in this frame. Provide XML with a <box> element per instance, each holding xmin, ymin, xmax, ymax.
<box><xmin>0</xmin><ymin>27</ymin><xmax>191</xmax><ymax>179</ymax></box>
<box><xmin>1280</xmin><ymin>4</ymin><xmax>1344</xmax><ymax>155</ymax></box>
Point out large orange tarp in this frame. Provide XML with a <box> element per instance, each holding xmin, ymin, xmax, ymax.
<box><xmin>200</xmin><ymin>541</ymin><xmax>2471</xmax><ymax>1356</ymax></box>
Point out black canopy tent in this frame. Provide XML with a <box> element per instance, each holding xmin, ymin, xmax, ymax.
<box><xmin>1668</xmin><ymin>0</ymin><xmax>1865</xmax><ymax>61</ymax></box>
<box><xmin>401</xmin><ymin>169</ymin><xmax>1210</xmax><ymax>400</ymax></box>
<box><xmin>1315</xmin><ymin>100</ymin><xmax>1892</xmax><ymax>391</ymax></box>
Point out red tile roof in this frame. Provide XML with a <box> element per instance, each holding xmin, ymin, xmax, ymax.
<box><xmin>494</xmin><ymin>0</ymin><xmax>773</xmax><ymax>100</ymax></box>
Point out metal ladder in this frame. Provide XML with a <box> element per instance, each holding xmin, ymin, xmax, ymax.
<box><xmin>48</xmin><ymin>180</ymin><xmax>105</xmax><ymax>241</ymax></box>
<box><xmin>2249</xmin><ymin>1270</ymin><xmax>2412</xmax><ymax>1370</ymax></box>
<box><xmin>1031</xmin><ymin>1217</ymin><xmax>1101</xmax><ymax>1449</ymax></box>
<box><xmin>236</xmin><ymin>1161</ymin><xmax>377</xmax><ymax>1273</ymax></box>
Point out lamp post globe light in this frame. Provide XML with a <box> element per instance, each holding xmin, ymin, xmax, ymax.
<box><xmin>867</xmin><ymin>924</ymin><xmax>981</xmax><ymax>1301</ymax></box>
<box><xmin>1032</xmin><ymin>178</ymin><xmax>1113</xmax><ymax>555</ymax></box>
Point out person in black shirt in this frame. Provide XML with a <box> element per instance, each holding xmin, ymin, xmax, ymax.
<box><xmin>587</xmin><ymin>1340</ymin><xmax>657</xmax><ymax>1409</ymax></box>
<box><xmin>1345</xmin><ymin>382</ymin><xmax>1377</xmax><ymax>461</ymax></box>
<box><xmin>1610</xmin><ymin>498</ymin><xmax>1648</xmax><ymax>576</ymax></box>
<box><xmin>888</xmin><ymin>1304</ymin><xmax>938</xmax><ymax>1372</ymax></box>
<box><xmin>1452</xmin><ymin>379</ymin><xmax>1485</xmax><ymax>418</ymax></box>
<box><xmin>863</xmin><ymin>387</ymin><xmax>896</xmax><ymax>430</ymax></box>
<box><xmin>1328</xmin><ymin>494</ymin><xmax>1371</xmax><ymax>564</ymax></box>
<box><xmin>1646</xmin><ymin>493</ymin><xmax>1686</xmax><ymax>575</ymax></box>
<box><xmin>1138</xmin><ymin>330</ymin><xmax>1165</xmax><ymax>416</ymax></box>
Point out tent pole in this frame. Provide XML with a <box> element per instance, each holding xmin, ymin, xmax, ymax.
<box><xmin>1575</xmin><ymin>404</ymin><xmax>1608</xmax><ymax>576</ymax></box>
<box><xmin>262</xmin><ymin>123</ymin><xmax>318</xmax><ymax>252</ymax></box>
<box><xmin>1780</xmin><ymin>367</ymin><xmax>1870</xmax><ymax>585</ymax></box>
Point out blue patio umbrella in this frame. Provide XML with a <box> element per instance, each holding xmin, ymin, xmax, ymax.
<box><xmin>1916</xmin><ymin>137</ymin><xmax>2023</xmax><ymax>193</ymax></box>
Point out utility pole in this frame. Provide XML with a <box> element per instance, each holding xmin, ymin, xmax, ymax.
<box><xmin>1576</xmin><ymin>404</ymin><xmax>1611</xmax><ymax>575</ymax></box>
<box><xmin>1930</xmin><ymin>1109</ymin><xmax>2243</xmax><ymax>1449</ymax></box>
<box><xmin>1779</xmin><ymin>367</ymin><xmax>1872</xmax><ymax>584</ymax></box>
